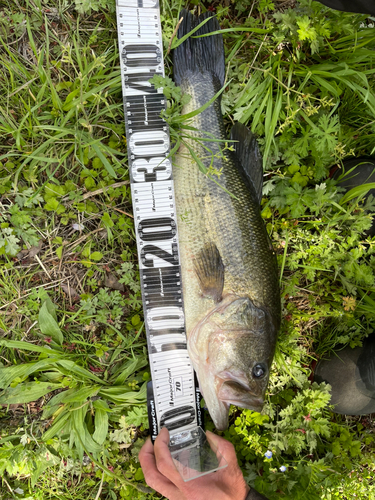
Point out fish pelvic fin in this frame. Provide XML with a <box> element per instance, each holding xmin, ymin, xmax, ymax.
<box><xmin>173</xmin><ymin>9</ymin><xmax>225</xmax><ymax>89</ymax></box>
<box><xmin>230</xmin><ymin>123</ymin><xmax>263</xmax><ymax>204</ymax></box>
<box><xmin>193</xmin><ymin>242</ymin><xmax>224</xmax><ymax>303</ymax></box>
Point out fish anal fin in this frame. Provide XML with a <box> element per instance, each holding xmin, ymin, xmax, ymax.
<box><xmin>230</xmin><ymin>122</ymin><xmax>263</xmax><ymax>204</ymax></box>
<box><xmin>194</xmin><ymin>242</ymin><xmax>224</xmax><ymax>302</ymax></box>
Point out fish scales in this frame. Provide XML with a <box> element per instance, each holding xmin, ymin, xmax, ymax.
<box><xmin>175</xmin><ymin>74</ymin><xmax>279</xmax><ymax>327</ymax></box>
<box><xmin>173</xmin><ymin>10</ymin><xmax>281</xmax><ymax>430</ymax></box>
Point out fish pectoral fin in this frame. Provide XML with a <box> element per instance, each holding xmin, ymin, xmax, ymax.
<box><xmin>193</xmin><ymin>242</ymin><xmax>224</xmax><ymax>303</ymax></box>
<box><xmin>230</xmin><ymin>122</ymin><xmax>263</xmax><ymax>204</ymax></box>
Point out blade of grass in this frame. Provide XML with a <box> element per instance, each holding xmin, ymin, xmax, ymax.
<box><xmin>171</xmin><ymin>15</ymin><xmax>214</xmax><ymax>50</ymax></box>
<box><xmin>173</xmin><ymin>80</ymin><xmax>231</xmax><ymax>123</ymax></box>
<box><xmin>279</xmin><ymin>230</ymin><xmax>289</xmax><ymax>287</ymax></box>
<box><xmin>340</xmin><ymin>183</ymin><xmax>375</xmax><ymax>205</ymax></box>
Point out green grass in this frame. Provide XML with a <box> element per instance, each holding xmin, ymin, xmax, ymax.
<box><xmin>0</xmin><ymin>0</ymin><xmax>375</xmax><ymax>499</ymax></box>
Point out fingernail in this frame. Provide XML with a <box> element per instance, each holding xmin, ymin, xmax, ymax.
<box><xmin>159</xmin><ymin>427</ymin><xmax>170</xmax><ymax>441</ymax></box>
<box><xmin>205</xmin><ymin>430</ymin><xmax>219</xmax><ymax>445</ymax></box>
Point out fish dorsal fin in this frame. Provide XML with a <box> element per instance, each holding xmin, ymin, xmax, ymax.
<box><xmin>230</xmin><ymin>123</ymin><xmax>263</xmax><ymax>204</ymax></box>
<box><xmin>194</xmin><ymin>242</ymin><xmax>224</xmax><ymax>303</ymax></box>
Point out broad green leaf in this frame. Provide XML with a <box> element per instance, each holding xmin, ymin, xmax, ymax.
<box><xmin>55</xmin><ymin>360</ymin><xmax>106</xmax><ymax>384</ymax></box>
<box><xmin>0</xmin><ymin>340</ymin><xmax>63</xmax><ymax>356</ymax></box>
<box><xmin>44</xmin><ymin>197</ymin><xmax>60</xmax><ymax>211</ymax></box>
<box><xmin>70</xmin><ymin>429</ymin><xmax>84</xmax><ymax>462</ymax></box>
<box><xmin>93</xmin><ymin>400</ymin><xmax>109</xmax><ymax>445</ymax></box>
<box><xmin>90</xmin><ymin>251</ymin><xmax>103</xmax><ymax>261</ymax></box>
<box><xmin>72</xmin><ymin>401</ymin><xmax>86</xmax><ymax>435</ymax></box>
<box><xmin>93</xmin><ymin>399</ymin><xmax>112</xmax><ymax>412</ymax></box>
<box><xmin>70</xmin><ymin>402</ymin><xmax>87</xmax><ymax>460</ymax></box>
<box><xmin>70</xmin><ymin>402</ymin><xmax>103</xmax><ymax>457</ymax></box>
<box><xmin>44</xmin><ymin>296</ymin><xmax>58</xmax><ymax>321</ymax></box>
<box><xmin>84</xmin><ymin>425</ymin><xmax>103</xmax><ymax>454</ymax></box>
<box><xmin>55</xmin><ymin>80</ymin><xmax>73</xmax><ymax>92</ymax></box>
<box><xmin>101</xmin><ymin>212</ymin><xmax>114</xmax><ymax>228</ymax></box>
<box><xmin>42</xmin><ymin>371</ymin><xmax>63</xmax><ymax>384</ymax></box>
<box><xmin>132</xmin><ymin>314</ymin><xmax>140</xmax><ymax>326</ymax></box>
<box><xmin>0</xmin><ymin>435</ymin><xmax>20</xmax><ymax>443</ymax></box>
<box><xmin>61</xmin><ymin>385</ymin><xmax>100</xmax><ymax>403</ymax></box>
<box><xmin>62</xmin><ymin>89</ymin><xmax>80</xmax><ymax>109</ymax></box>
<box><xmin>39</xmin><ymin>302</ymin><xmax>64</xmax><ymax>345</ymax></box>
<box><xmin>0</xmin><ymin>382</ymin><xmax>61</xmax><ymax>404</ymax></box>
<box><xmin>126</xmin><ymin>405</ymin><xmax>148</xmax><ymax>427</ymax></box>
<box><xmin>56</xmin><ymin>246</ymin><xmax>63</xmax><ymax>259</ymax></box>
<box><xmin>42</xmin><ymin>411</ymin><xmax>70</xmax><ymax>441</ymax></box>
<box><xmin>42</xmin><ymin>388</ymin><xmax>72</xmax><ymax>419</ymax></box>
<box><xmin>0</xmin><ymin>358</ymin><xmax>60</xmax><ymax>389</ymax></box>
<box><xmin>134</xmin><ymin>468</ymin><xmax>145</xmax><ymax>481</ymax></box>
<box><xmin>114</xmin><ymin>357</ymin><xmax>148</xmax><ymax>386</ymax></box>
<box><xmin>100</xmin><ymin>382</ymin><xmax>147</xmax><ymax>403</ymax></box>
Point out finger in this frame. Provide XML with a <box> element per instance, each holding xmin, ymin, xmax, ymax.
<box><xmin>139</xmin><ymin>436</ymin><xmax>182</xmax><ymax>499</ymax></box>
<box><xmin>205</xmin><ymin>431</ymin><xmax>249</xmax><ymax>496</ymax></box>
<box><xmin>138</xmin><ymin>436</ymin><xmax>154</xmax><ymax>464</ymax></box>
<box><xmin>206</xmin><ymin>430</ymin><xmax>239</xmax><ymax>467</ymax></box>
<box><xmin>154</xmin><ymin>427</ymin><xmax>185</xmax><ymax>486</ymax></box>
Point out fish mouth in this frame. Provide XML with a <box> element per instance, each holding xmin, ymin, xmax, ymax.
<box><xmin>193</xmin><ymin>368</ymin><xmax>264</xmax><ymax>430</ymax></box>
<box><xmin>217</xmin><ymin>376</ymin><xmax>264</xmax><ymax>410</ymax></box>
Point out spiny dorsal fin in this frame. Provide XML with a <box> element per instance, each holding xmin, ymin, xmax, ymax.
<box><xmin>194</xmin><ymin>242</ymin><xmax>224</xmax><ymax>303</ymax></box>
<box><xmin>230</xmin><ymin>122</ymin><xmax>263</xmax><ymax>204</ymax></box>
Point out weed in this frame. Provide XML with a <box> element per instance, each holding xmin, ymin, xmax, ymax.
<box><xmin>1</xmin><ymin>0</ymin><xmax>375</xmax><ymax>498</ymax></box>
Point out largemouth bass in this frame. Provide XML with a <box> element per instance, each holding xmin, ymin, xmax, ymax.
<box><xmin>173</xmin><ymin>10</ymin><xmax>281</xmax><ymax>430</ymax></box>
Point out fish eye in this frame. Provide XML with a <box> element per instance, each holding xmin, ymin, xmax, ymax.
<box><xmin>252</xmin><ymin>363</ymin><xmax>267</xmax><ymax>379</ymax></box>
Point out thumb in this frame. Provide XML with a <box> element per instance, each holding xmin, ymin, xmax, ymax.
<box><xmin>158</xmin><ymin>426</ymin><xmax>170</xmax><ymax>444</ymax></box>
<box><xmin>205</xmin><ymin>430</ymin><xmax>238</xmax><ymax>465</ymax></box>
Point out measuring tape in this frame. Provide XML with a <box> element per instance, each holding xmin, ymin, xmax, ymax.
<box><xmin>115</xmin><ymin>0</ymin><xmax>204</xmax><ymax>442</ymax></box>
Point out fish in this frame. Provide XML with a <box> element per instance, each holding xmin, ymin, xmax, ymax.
<box><xmin>172</xmin><ymin>10</ymin><xmax>281</xmax><ymax>430</ymax></box>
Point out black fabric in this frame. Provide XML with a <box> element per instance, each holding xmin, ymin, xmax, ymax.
<box><xmin>358</xmin><ymin>334</ymin><xmax>375</xmax><ymax>393</ymax></box>
<box><xmin>246</xmin><ymin>488</ymin><xmax>270</xmax><ymax>500</ymax></box>
<box><xmin>317</xmin><ymin>0</ymin><xmax>375</xmax><ymax>15</ymax></box>
<box><xmin>331</xmin><ymin>157</ymin><xmax>375</xmax><ymax>237</ymax></box>
<box><xmin>314</xmin><ymin>336</ymin><xmax>375</xmax><ymax>415</ymax></box>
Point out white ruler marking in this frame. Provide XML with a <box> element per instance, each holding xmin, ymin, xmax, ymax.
<box><xmin>116</xmin><ymin>0</ymin><xmax>202</xmax><ymax>440</ymax></box>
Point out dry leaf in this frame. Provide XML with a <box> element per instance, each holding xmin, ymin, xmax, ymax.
<box><xmin>17</xmin><ymin>239</ymin><xmax>44</xmax><ymax>264</ymax></box>
<box><xmin>105</xmin><ymin>273</ymin><xmax>124</xmax><ymax>291</ymax></box>
<box><xmin>343</xmin><ymin>296</ymin><xmax>356</xmax><ymax>311</ymax></box>
<box><xmin>60</xmin><ymin>283</ymin><xmax>80</xmax><ymax>301</ymax></box>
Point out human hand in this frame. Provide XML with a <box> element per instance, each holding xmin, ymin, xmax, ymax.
<box><xmin>139</xmin><ymin>427</ymin><xmax>250</xmax><ymax>500</ymax></box>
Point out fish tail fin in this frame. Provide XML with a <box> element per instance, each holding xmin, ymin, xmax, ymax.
<box><xmin>173</xmin><ymin>9</ymin><xmax>225</xmax><ymax>88</ymax></box>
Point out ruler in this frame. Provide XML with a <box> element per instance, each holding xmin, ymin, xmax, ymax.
<box><xmin>115</xmin><ymin>0</ymin><xmax>204</xmax><ymax>442</ymax></box>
